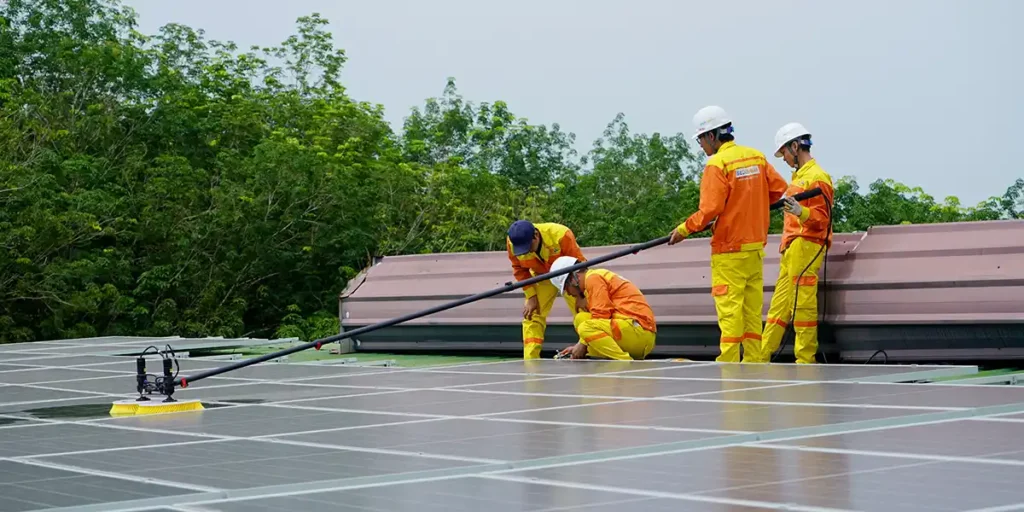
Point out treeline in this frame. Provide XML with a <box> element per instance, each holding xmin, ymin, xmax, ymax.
<box><xmin>0</xmin><ymin>0</ymin><xmax>1020</xmax><ymax>343</ymax></box>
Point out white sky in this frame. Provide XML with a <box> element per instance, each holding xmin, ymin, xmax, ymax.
<box><xmin>124</xmin><ymin>0</ymin><xmax>1022</xmax><ymax>205</ymax></box>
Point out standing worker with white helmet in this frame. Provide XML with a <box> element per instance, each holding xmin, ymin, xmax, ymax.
<box><xmin>668</xmin><ymin>106</ymin><xmax>788</xmax><ymax>363</ymax></box>
<box><xmin>547</xmin><ymin>256</ymin><xmax>657</xmax><ymax>361</ymax></box>
<box><xmin>759</xmin><ymin>122</ymin><xmax>834</xmax><ymax>364</ymax></box>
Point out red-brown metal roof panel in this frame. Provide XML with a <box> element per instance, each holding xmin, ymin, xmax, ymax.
<box><xmin>342</xmin><ymin>221</ymin><xmax>1024</xmax><ymax>328</ymax></box>
<box><xmin>825</xmin><ymin>220</ymin><xmax>1024</xmax><ymax>325</ymax></box>
<box><xmin>338</xmin><ymin>220</ymin><xmax>1024</xmax><ymax>361</ymax></box>
<box><xmin>339</xmin><ymin>233</ymin><xmax>874</xmax><ymax>327</ymax></box>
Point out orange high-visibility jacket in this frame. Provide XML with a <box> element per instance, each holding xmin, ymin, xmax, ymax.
<box><xmin>583</xmin><ymin>269</ymin><xmax>656</xmax><ymax>333</ymax></box>
<box><xmin>779</xmin><ymin>159</ymin><xmax>834</xmax><ymax>253</ymax></box>
<box><xmin>678</xmin><ymin>141</ymin><xmax>788</xmax><ymax>254</ymax></box>
<box><xmin>507</xmin><ymin>222</ymin><xmax>586</xmax><ymax>299</ymax></box>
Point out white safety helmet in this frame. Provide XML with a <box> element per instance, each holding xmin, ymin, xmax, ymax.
<box><xmin>549</xmin><ymin>256</ymin><xmax>580</xmax><ymax>295</ymax></box>
<box><xmin>773</xmin><ymin>122</ymin><xmax>812</xmax><ymax>157</ymax></box>
<box><xmin>692</xmin><ymin>105</ymin><xmax>732</xmax><ymax>141</ymax></box>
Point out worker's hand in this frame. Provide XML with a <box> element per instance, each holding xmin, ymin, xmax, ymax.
<box><xmin>667</xmin><ymin>227</ymin><xmax>687</xmax><ymax>246</ymax></box>
<box><xmin>523</xmin><ymin>295</ymin><xmax>540</xmax><ymax>320</ymax></box>
<box><xmin>782</xmin><ymin>196</ymin><xmax>803</xmax><ymax>218</ymax></box>
<box><xmin>570</xmin><ymin>342</ymin><xmax>588</xmax><ymax>359</ymax></box>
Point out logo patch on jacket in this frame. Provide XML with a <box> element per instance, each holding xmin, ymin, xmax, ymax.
<box><xmin>735</xmin><ymin>165</ymin><xmax>760</xmax><ymax>179</ymax></box>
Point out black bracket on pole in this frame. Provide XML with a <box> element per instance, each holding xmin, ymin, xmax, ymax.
<box><xmin>157</xmin><ymin>188</ymin><xmax>822</xmax><ymax>391</ymax></box>
<box><xmin>160</xmin><ymin>355</ymin><xmax>176</xmax><ymax>402</ymax></box>
<box><xmin>135</xmin><ymin>354</ymin><xmax>150</xmax><ymax>402</ymax></box>
<box><xmin>159</xmin><ymin>345</ymin><xmax>178</xmax><ymax>403</ymax></box>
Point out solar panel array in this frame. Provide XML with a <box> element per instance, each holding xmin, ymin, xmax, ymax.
<box><xmin>3</xmin><ymin>337</ymin><xmax>1024</xmax><ymax>511</ymax></box>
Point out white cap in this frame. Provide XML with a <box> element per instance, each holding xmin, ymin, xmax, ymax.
<box><xmin>773</xmin><ymin>122</ymin><xmax>812</xmax><ymax>157</ymax></box>
<box><xmin>692</xmin><ymin>105</ymin><xmax>732</xmax><ymax>140</ymax></box>
<box><xmin>549</xmin><ymin>256</ymin><xmax>580</xmax><ymax>295</ymax></box>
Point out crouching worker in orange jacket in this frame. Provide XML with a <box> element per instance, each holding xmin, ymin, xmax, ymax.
<box><xmin>547</xmin><ymin>256</ymin><xmax>657</xmax><ymax>360</ymax></box>
<box><xmin>507</xmin><ymin>221</ymin><xmax>587</xmax><ymax>359</ymax></box>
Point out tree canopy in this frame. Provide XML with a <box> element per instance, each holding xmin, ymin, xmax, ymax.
<box><xmin>0</xmin><ymin>0</ymin><xmax>1017</xmax><ymax>342</ymax></box>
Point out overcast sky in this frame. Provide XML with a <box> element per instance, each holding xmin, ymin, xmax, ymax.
<box><xmin>123</xmin><ymin>0</ymin><xmax>1021</xmax><ymax>205</ymax></box>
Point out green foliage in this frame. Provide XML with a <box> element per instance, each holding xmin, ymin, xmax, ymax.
<box><xmin>401</xmin><ymin>78</ymin><xmax>580</xmax><ymax>191</ymax></box>
<box><xmin>999</xmin><ymin>178</ymin><xmax>1024</xmax><ymax>220</ymax></box>
<box><xmin>0</xmin><ymin>0</ymin><xmax>1019</xmax><ymax>343</ymax></box>
<box><xmin>275</xmin><ymin>304</ymin><xmax>338</xmax><ymax>341</ymax></box>
<box><xmin>550</xmin><ymin>113</ymin><xmax>702</xmax><ymax>245</ymax></box>
<box><xmin>831</xmin><ymin>177</ymin><xmax>1005</xmax><ymax>232</ymax></box>
<box><xmin>0</xmin><ymin>0</ymin><xmax>399</xmax><ymax>341</ymax></box>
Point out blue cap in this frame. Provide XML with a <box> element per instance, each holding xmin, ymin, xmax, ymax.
<box><xmin>507</xmin><ymin>220</ymin><xmax>536</xmax><ymax>256</ymax></box>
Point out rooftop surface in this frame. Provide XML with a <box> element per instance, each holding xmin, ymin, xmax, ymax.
<box><xmin>3</xmin><ymin>337</ymin><xmax>1024</xmax><ymax>511</ymax></box>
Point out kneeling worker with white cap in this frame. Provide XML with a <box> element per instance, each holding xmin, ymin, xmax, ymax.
<box><xmin>548</xmin><ymin>256</ymin><xmax>657</xmax><ymax>360</ymax></box>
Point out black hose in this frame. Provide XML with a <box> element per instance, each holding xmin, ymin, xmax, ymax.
<box><xmin>865</xmin><ymin>349</ymin><xmax>888</xmax><ymax>364</ymax></box>
<box><xmin>164</xmin><ymin>344</ymin><xmax>180</xmax><ymax>379</ymax></box>
<box><xmin>172</xmin><ymin>189</ymin><xmax>823</xmax><ymax>388</ymax></box>
<box><xmin>175</xmin><ymin>236</ymin><xmax>670</xmax><ymax>386</ymax></box>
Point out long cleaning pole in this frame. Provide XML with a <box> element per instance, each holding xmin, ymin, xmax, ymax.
<box><xmin>172</xmin><ymin>188</ymin><xmax>822</xmax><ymax>389</ymax></box>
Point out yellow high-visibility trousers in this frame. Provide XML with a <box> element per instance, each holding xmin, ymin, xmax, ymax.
<box><xmin>710</xmin><ymin>249</ymin><xmax>765</xmax><ymax>363</ymax></box>
<box><xmin>522</xmin><ymin>279</ymin><xmax>578</xmax><ymax>359</ymax></box>
<box><xmin>761</xmin><ymin>237</ymin><xmax>825</xmax><ymax>364</ymax></box>
<box><xmin>573</xmin><ymin>312</ymin><xmax>655</xmax><ymax>360</ymax></box>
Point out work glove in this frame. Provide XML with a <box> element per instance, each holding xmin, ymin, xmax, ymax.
<box><xmin>782</xmin><ymin>196</ymin><xmax>803</xmax><ymax>218</ymax></box>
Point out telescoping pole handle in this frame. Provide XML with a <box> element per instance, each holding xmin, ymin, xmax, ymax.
<box><xmin>173</xmin><ymin>188</ymin><xmax>822</xmax><ymax>389</ymax></box>
<box><xmin>770</xmin><ymin>187</ymin><xmax>821</xmax><ymax>210</ymax></box>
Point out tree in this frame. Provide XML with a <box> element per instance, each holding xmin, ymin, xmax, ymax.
<box><xmin>550</xmin><ymin>113</ymin><xmax>702</xmax><ymax>245</ymax></box>
<box><xmin>0</xmin><ymin>0</ymin><xmax>1015</xmax><ymax>343</ymax></box>
<box><xmin>391</xmin><ymin>79</ymin><xmax>580</xmax><ymax>254</ymax></box>
<box><xmin>0</xmin><ymin>0</ymin><xmax>405</xmax><ymax>340</ymax></box>
<box><xmin>401</xmin><ymin>78</ymin><xmax>580</xmax><ymax>191</ymax></box>
<box><xmin>1000</xmin><ymin>178</ymin><xmax>1024</xmax><ymax>219</ymax></box>
<box><xmin>831</xmin><ymin>177</ymin><xmax>1004</xmax><ymax>232</ymax></box>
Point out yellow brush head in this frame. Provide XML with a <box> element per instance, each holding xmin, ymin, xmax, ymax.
<box><xmin>109</xmin><ymin>399</ymin><xmax>204</xmax><ymax>417</ymax></box>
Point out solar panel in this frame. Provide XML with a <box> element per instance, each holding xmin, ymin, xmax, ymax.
<box><xmin>2</xmin><ymin>338</ymin><xmax>1024</xmax><ymax>511</ymax></box>
<box><xmin>0</xmin><ymin>337</ymin><xmax>286</xmax><ymax>358</ymax></box>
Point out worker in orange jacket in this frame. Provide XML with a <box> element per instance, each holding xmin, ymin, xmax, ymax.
<box><xmin>760</xmin><ymin>123</ymin><xmax>834</xmax><ymax>364</ymax></box>
<box><xmin>506</xmin><ymin>220</ymin><xmax>586</xmax><ymax>359</ymax></box>
<box><xmin>668</xmin><ymin>106</ymin><xmax>788</xmax><ymax>363</ymax></box>
<box><xmin>548</xmin><ymin>256</ymin><xmax>657</xmax><ymax>360</ymax></box>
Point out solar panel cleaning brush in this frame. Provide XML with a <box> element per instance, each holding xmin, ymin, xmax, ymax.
<box><xmin>109</xmin><ymin>344</ymin><xmax>205</xmax><ymax>416</ymax></box>
<box><xmin>109</xmin><ymin>399</ymin><xmax>204</xmax><ymax>416</ymax></box>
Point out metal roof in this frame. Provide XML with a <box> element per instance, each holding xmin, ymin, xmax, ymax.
<box><xmin>340</xmin><ymin>220</ymin><xmax>1024</xmax><ymax>331</ymax></box>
